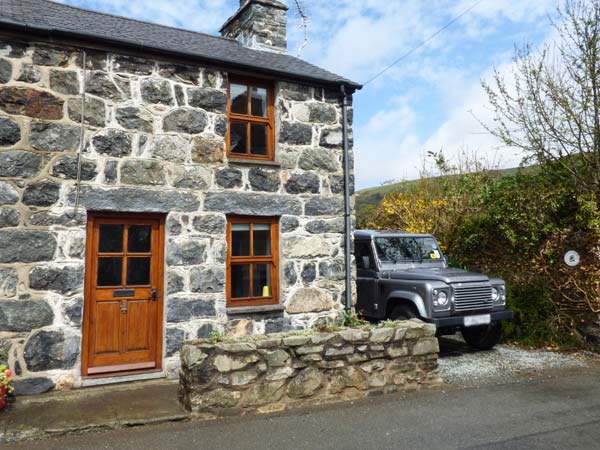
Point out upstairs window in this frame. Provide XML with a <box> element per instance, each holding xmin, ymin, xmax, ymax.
<box><xmin>227</xmin><ymin>77</ymin><xmax>274</xmax><ymax>160</ymax></box>
<box><xmin>227</xmin><ymin>216</ymin><xmax>279</xmax><ymax>307</ymax></box>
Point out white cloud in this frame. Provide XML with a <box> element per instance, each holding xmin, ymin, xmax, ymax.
<box><xmin>311</xmin><ymin>1</ymin><xmax>559</xmax><ymax>188</ymax></box>
<box><xmin>422</xmin><ymin>67</ymin><xmax>522</xmax><ymax>172</ymax></box>
<box><xmin>354</xmin><ymin>104</ymin><xmax>424</xmax><ymax>187</ymax></box>
<box><xmin>354</xmin><ymin>58</ymin><xmax>527</xmax><ymax>187</ymax></box>
<box><xmin>453</xmin><ymin>0</ymin><xmax>556</xmax><ymax>23</ymax></box>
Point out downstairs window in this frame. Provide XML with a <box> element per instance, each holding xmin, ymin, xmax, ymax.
<box><xmin>226</xmin><ymin>216</ymin><xmax>279</xmax><ymax>307</ymax></box>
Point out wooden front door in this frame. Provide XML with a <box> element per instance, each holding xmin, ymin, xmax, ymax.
<box><xmin>82</xmin><ymin>213</ymin><xmax>165</xmax><ymax>377</ymax></box>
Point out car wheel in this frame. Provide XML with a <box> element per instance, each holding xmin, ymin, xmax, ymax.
<box><xmin>461</xmin><ymin>321</ymin><xmax>502</xmax><ymax>350</ymax></box>
<box><xmin>389</xmin><ymin>304</ymin><xmax>417</xmax><ymax>321</ymax></box>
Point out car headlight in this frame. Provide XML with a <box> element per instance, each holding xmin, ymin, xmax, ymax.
<box><xmin>437</xmin><ymin>291</ymin><xmax>448</xmax><ymax>306</ymax></box>
<box><xmin>491</xmin><ymin>287</ymin><xmax>499</xmax><ymax>301</ymax></box>
<box><xmin>492</xmin><ymin>285</ymin><xmax>506</xmax><ymax>304</ymax></box>
<box><xmin>433</xmin><ymin>289</ymin><xmax>450</xmax><ymax>308</ymax></box>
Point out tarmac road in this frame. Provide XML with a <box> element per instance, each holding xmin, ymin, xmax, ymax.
<box><xmin>8</xmin><ymin>368</ymin><xmax>600</xmax><ymax>450</ymax></box>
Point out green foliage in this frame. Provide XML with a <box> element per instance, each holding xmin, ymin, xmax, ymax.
<box><xmin>366</xmin><ymin>160</ymin><xmax>600</xmax><ymax>349</ymax></box>
<box><xmin>503</xmin><ymin>282</ymin><xmax>582</xmax><ymax>349</ymax></box>
<box><xmin>342</xmin><ymin>309</ymin><xmax>369</xmax><ymax>328</ymax></box>
<box><xmin>208</xmin><ymin>330</ymin><xmax>225</xmax><ymax>343</ymax></box>
<box><xmin>448</xmin><ymin>170</ymin><xmax>570</xmax><ymax>273</ymax></box>
<box><xmin>356</xmin><ymin>166</ymin><xmax>526</xmax><ymax>229</ymax></box>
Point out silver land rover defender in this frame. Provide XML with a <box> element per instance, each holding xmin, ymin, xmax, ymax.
<box><xmin>355</xmin><ymin>230</ymin><xmax>514</xmax><ymax>350</ymax></box>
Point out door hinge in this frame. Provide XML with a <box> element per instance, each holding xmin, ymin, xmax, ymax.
<box><xmin>120</xmin><ymin>299</ymin><xmax>127</xmax><ymax>314</ymax></box>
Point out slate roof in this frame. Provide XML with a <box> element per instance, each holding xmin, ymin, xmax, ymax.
<box><xmin>0</xmin><ymin>0</ymin><xmax>361</xmax><ymax>90</ymax></box>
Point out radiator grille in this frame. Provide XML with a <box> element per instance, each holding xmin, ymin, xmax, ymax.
<box><xmin>452</xmin><ymin>284</ymin><xmax>493</xmax><ymax>311</ymax></box>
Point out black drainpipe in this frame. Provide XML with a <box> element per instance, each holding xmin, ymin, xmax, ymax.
<box><xmin>341</xmin><ymin>85</ymin><xmax>352</xmax><ymax>311</ymax></box>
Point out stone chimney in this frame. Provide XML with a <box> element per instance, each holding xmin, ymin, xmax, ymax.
<box><xmin>220</xmin><ymin>0</ymin><xmax>288</xmax><ymax>53</ymax></box>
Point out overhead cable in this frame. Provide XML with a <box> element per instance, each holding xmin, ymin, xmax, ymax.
<box><xmin>362</xmin><ymin>0</ymin><xmax>485</xmax><ymax>86</ymax></box>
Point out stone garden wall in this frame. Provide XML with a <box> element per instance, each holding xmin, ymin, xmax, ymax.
<box><xmin>179</xmin><ymin>321</ymin><xmax>442</xmax><ymax>416</ymax></box>
<box><xmin>0</xmin><ymin>36</ymin><xmax>355</xmax><ymax>392</ymax></box>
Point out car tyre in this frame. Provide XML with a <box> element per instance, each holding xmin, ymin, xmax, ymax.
<box><xmin>389</xmin><ymin>304</ymin><xmax>418</xmax><ymax>321</ymax></box>
<box><xmin>461</xmin><ymin>321</ymin><xmax>502</xmax><ymax>350</ymax></box>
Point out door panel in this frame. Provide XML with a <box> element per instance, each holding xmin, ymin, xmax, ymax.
<box><xmin>355</xmin><ymin>240</ymin><xmax>379</xmax><ymax>317</ymax></box>
<box><xmin>94</xmin><ymin>301</ymin><xmax>120</xmax><ymax>354</ymax></box>
<box><xmin>82</xmin><ymin>214</ymin><xmax>165</xmax><ymax>377</ymax></box>
<box><xmin>126</xmin><ymin>300</ymin><xmax>151</xmax><ymax>352</ymax></box>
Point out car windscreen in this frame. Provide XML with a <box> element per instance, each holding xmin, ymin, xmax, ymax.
<box><xmin>374</xmin><ymin>237</ymin><xmax>443</xmax><ymax>263</ymax></box>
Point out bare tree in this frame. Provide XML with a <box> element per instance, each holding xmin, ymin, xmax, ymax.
<box><xmin>482</xmin><ymin>0</ymin><xmax>600</xmax><ymax>199</ymax></box>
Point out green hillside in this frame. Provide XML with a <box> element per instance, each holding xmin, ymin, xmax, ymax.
<box><xmin>355</xmin><ymin>166</ymin><xmax>527</xmax><ymax>223</ymax></box>
<box><xmin>355</xmin><ymin>179</ymin><xmax>417</xmax><ymax>218</ymax></box>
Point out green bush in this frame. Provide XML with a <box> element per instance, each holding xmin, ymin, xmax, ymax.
<box><xmin>504</xmin><ymin>281</ymin><xmax>582</xmax><ymax>349</ymax></box>
<box><xmin>365</xmin><ymin>164</ymin><xmax>600</xmax><ymax>350</ymax></box>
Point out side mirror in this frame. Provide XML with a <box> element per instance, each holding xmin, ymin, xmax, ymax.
<box><xmin>362</xmin><ymin>256</ymin><xmax>371</xmax><ymax>270</ymax></box>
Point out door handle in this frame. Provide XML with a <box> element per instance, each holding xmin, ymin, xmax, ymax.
<box><xmin>120</xmin><ymin>299</ymin><xmax>127</xmax><ymax>314</ymax></box>
<box><xmin>151</xmin><ymin>288</ymin><xmax>158</xmax><ymax>301</ymax></box>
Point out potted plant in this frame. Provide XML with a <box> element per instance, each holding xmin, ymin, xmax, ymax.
<box><xmin>0</xmin><ymin>365</ymin><xmax>14</xmax><ymax>410</ymax></box>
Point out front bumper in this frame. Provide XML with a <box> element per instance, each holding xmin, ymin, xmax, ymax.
<box><xmin>426</xmin><ymin>310</ymin><xmax>514</xmax><ymax>328</ymax></box>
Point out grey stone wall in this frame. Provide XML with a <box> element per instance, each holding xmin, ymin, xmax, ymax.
<box><xmin>0</xmin><ymin>37</ymin><xmax>355</xmax><ymax>392</ymax></box>
<box><xmin>179</xmin><ymin>321</ymin><xmax>442</xmax><ymax>416</ymax></box>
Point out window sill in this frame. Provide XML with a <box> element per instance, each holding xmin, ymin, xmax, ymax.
<box><xmin>227</xmin><ymin>158</ymin><xmax>281</xmax><ymax>167</ymax></box>
<box><xmin>226</xmin><ymin>304</ymin><xmax>285</xmax><ymax>315</ymax></box>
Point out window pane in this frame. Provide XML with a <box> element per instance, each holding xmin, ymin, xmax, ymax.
<box><xmin>126</xmin><ymin>257</ymin><xmax>151</xmax><ymax>286</ymax></box>
<box><xmin>355</xmin><ymin>242</ymin><xmax>374</xmax><ymax>270</ymax></box>
<box><xmin>253</xmin><ymin>224</ymin><xmax>271</xmax><ymax>256</ymax></box>
<box><xmin>231</xmin><ymin>264</ymin><xmax>250</xmax><ymax>298</ymax></box>
<box><xmin>97</xmin><ymin>257</ymin><xmax>122</xmax><ymax>286</ymax></box>
<box><xmin>230</xmin><ymin>83</ymin><xmax>248</xmax><ymax>115</ymax></box>
<box><xmin>99</xmin><ymin>225</ymin><xmax>124</xmax><ymax>253</ymax></box>
<box><xmin>250</xmin><ymin>123</ymin><xmax>268</xmax><ymax>156</ymax></box>
<box><xmin>251</xmin><ymin>86</ymin><xmax>267</xmax><ymax>117</ymax></box>
<box><xmin>253</xmin><ymin>264</ymin><xmax>271</xmax><ymax>297</ymax></box>
<box><xmin>128</xmin><ymin>225</ymin><xmax>151</xmax><ymax>253</ymax></box>
<box><xmin>231</xmin><ymin>224</ymin><xmax>250</xmax><ymax>256</ymax></box>
<box><xmin>230</xmin><ymin>121</ymin><xmax>247</xmax><ymax>154</ymax></box>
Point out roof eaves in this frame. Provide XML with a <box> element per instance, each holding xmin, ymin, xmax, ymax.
<box><xmin>0</xmin><ymin>18</ymin><xmax>362</xmax><ymax>91</ymax></box>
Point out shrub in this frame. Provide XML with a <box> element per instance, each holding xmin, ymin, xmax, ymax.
<box><xmin>364</xmin><ymin>158</ymin><xmax>600</xmax><ymax>349</ymax></box>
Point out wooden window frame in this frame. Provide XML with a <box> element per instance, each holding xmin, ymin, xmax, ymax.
<box><xmin>94</xmin><ymin>222</ymin><xmax>154</xmax><ymax>288</ymax></box>
<box><xmin>226</xmin><ymin>216</ymin><xmax>279</xmax><ymax>307</ymax></box>
<box><xmin>227</xmin><ymin>76</ymin><xmax>275</xmax><ymax>161</ymax></box>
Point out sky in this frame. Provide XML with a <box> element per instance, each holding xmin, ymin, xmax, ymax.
<box><xmin>57</xmin><ymin>0</ymin><xmax>561</xmax><ymax>189</ymax></box>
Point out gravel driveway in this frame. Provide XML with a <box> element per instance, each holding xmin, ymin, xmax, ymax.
<box><xmin>438</xmin><ymin>334</ymin><xmax>599</xmax><ymax>387</ymax></box>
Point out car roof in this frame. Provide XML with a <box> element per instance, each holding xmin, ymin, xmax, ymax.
<box><xmin>354</xmin><ymin>229</ymin><xmax>436</xmax><ymax>239</ymax></box>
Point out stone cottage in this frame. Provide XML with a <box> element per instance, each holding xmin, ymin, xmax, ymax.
<box><xmin>0</xmin><ymin>0</ymin><xmax>360</xmax><ymax>393</ymax></box>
